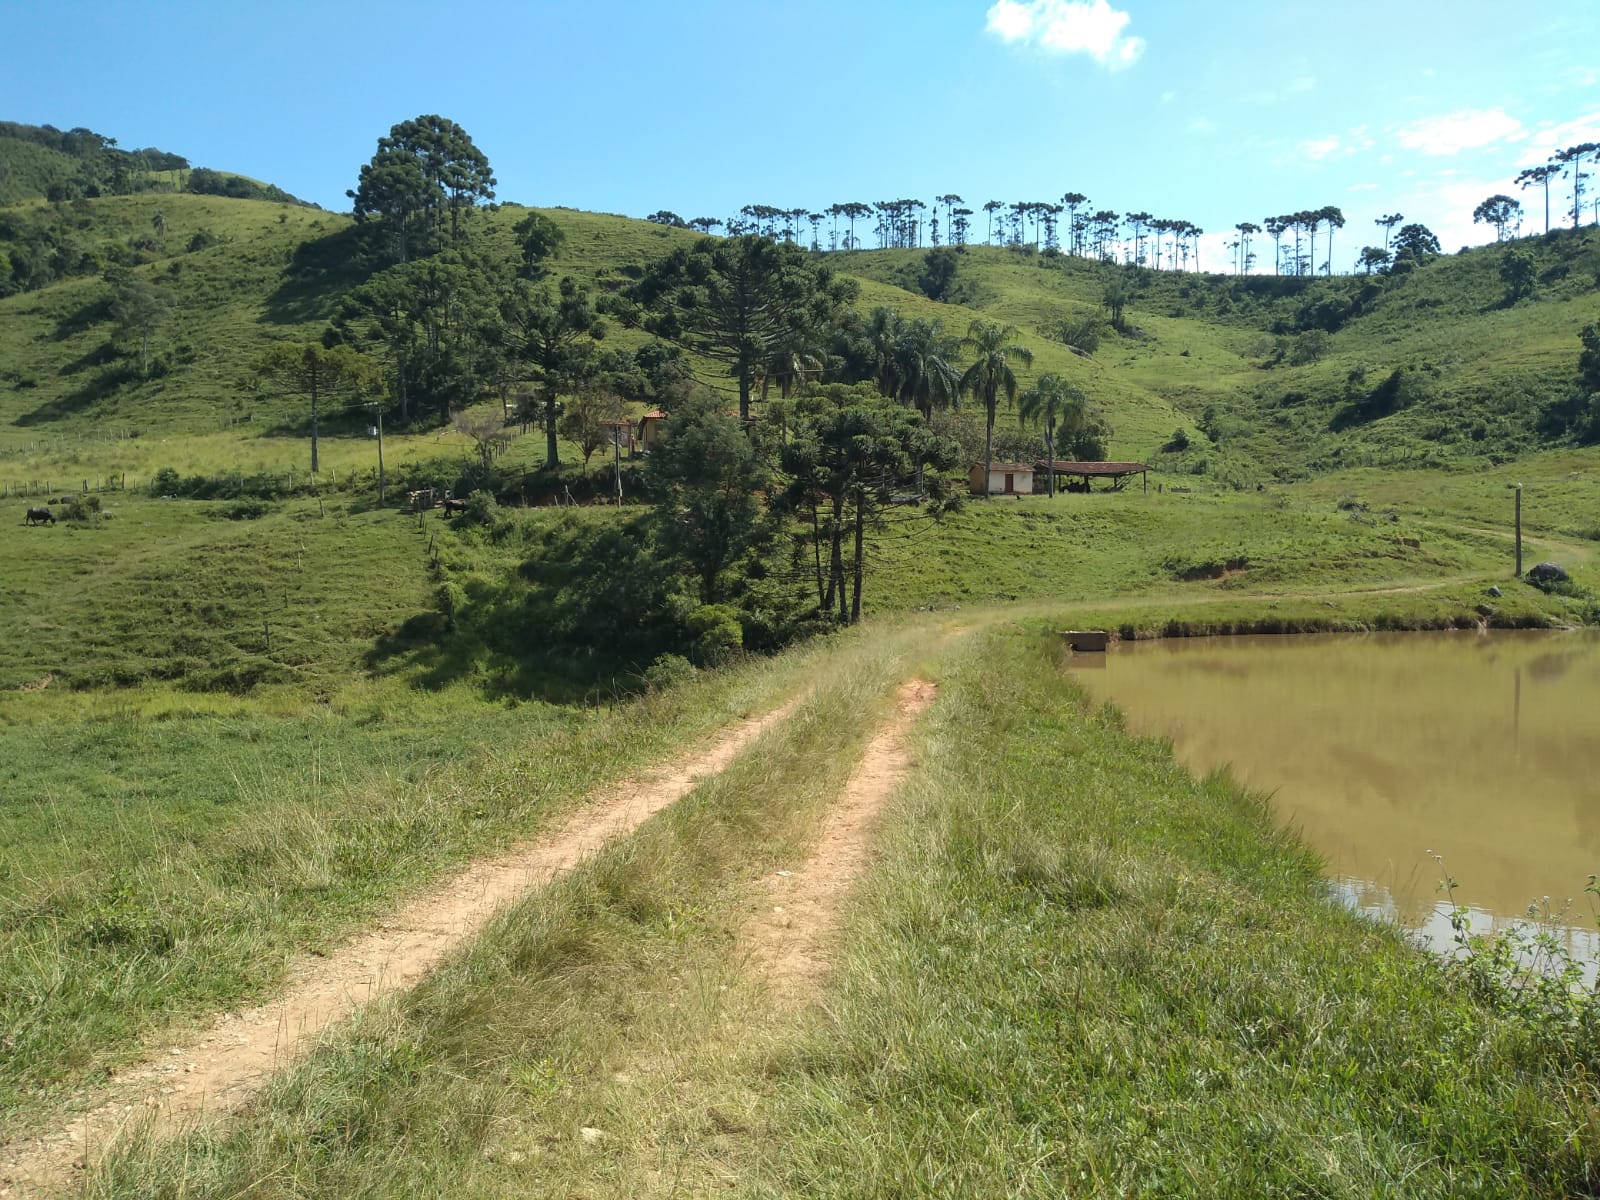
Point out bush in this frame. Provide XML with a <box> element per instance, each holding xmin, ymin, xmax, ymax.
<box><xmin>462</xmin><ymin>490</ymin><xmax>500</xmax><ymax>528</ymax></box>
<box><xmin>684</xmin><ymin>604</ymin><xmax>744</xmax><ymax>665</ymax></box>
<box><xmin>642</xmin><ymin>653</ymin><xmax>698</xmax><ymax>691</ymax></box>
<box><xmin>149</xmin><ymin>466</ymin><xmax>181</xmax><ymax>496</ymax></box>
<box><xmin>59</xmin><ymin>494</ymin><xmax>102</xmax><ymax>521</ymax></box>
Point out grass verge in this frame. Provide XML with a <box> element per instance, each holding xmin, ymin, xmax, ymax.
<box><xmin>752</xmin><ymin>622</ymin><xmax>1600</xmax><ymax>1197</ymax></box>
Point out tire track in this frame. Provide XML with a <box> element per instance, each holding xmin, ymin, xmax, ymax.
<box><xmin>0</xmin><ymin>693</ymin><xmax>808</xmax><ymax>1198</ymax></box>
<box><xmin>743</xmin><ymin>679</ymin><xmax>937</xmax><ymax>1005</ymax></box>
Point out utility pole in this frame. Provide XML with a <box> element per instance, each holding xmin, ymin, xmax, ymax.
<box><xmin>1513</xmin><ymin>482</ymin><xmax>1523</xmax><ymax>577</ymax></box>
<box><xmin>368</xmin><ymin>401</ymin><xmax>387</xmax><ymax>506</ymax></box>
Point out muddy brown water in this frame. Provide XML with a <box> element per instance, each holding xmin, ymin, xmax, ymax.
<box><xmin>1069</xmin><ymin>630</ymin><xmax>1600</xmax><ymax>963</ymax></box>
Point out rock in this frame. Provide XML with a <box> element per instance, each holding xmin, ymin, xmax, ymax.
<box><xmin>1526</xmin><ymin>562</ymin><xmax>1571</xmax><ymax>593</ymax></box>
<box><xmin>1486</xmin><ymin>585</ymin><xmax>1502</xmax><ymax>598</ymax></box>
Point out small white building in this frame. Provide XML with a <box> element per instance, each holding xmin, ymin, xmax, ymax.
<box><xmin>968</xmin><ymin>462</ymin><xmax>1035</xmax><ymax>496</ymax></box>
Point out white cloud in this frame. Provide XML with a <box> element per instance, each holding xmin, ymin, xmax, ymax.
<box><xmin>984</xmin><ymin>0</ymin><xmax>1146</xmax><ymax>69</ymax></box>
<box><xmin>1394</xmin><ymin>108</ymin><xmax>1525</xmax><ymax>156</ymax></box>
<box><xmin>1390</xmin><ymin>173</ymin><xmax>1532</xmax><ymax>254</ymax></box>
<box><xmin>1187</xmin><ymin>116</ymin><xmax>1217</xmax><ymax>135</ymax></box>
<box><xmin>1349</xmin><ymin>182</ymin><xmax>1380</xmax><ymax>192</ymax></box>
<box><xmin>1523</xmin><ymin>109</ymin><xmax>1600</xmax><ymax>161</ymax></box>
<box><xmin>1301</xmin><ymin>137</ymin><xmax>1341</xmax><ymax>161</ymax></box>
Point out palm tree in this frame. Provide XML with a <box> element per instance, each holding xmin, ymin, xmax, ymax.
<box><xmin>861</xmin><ymin>306</ymin><xmax>906</xmax><ymax>399</ymax></box>
<box><xmin>894</xmin><ymin>318</ymin><xmax>962</xmax><ymax>418</ymax></box>
<box><xmin>960</xmin><ymin>320</ymin><xmax>1033</xmax><ymax>499</ymax></box>
<box><xmin>1018</xmin><ymin>374</ymin><xmax>1088</xmax><ymax>498</ymax></box>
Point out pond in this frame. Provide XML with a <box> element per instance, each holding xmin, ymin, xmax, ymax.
<box><xmin>1069</xmin><ymin>630</ymin><xmax>1600</xmax><ymax>964</ymax></box>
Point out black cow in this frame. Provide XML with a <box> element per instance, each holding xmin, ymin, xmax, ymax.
<box><xmin>24</xmin><ymin>507</ymin><xmax>55</xmax><ymax>526</ymax></box>
<box><xmin>441</xmin><ymin>497</ymin><xmax>469</xmax><ymax>516</ymax></box>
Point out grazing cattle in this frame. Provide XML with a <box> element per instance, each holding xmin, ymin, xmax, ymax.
<box><xmin>24</xmin><ymin>507</ymin><xmax>55</xmax><ymax>526</ymax></box>
<box><xmin>441</xmin><ymin>497</ymin><xmax>469</xmax><ymax>516</ymax></box>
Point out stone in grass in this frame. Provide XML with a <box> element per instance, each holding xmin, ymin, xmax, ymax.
<box><xmin>1525</xmin><ymin>562</ymin><xmax>1571</xmax><ymax>593</ymax></box>
<box><xmin>1486</xmin><ymin>585</ymin><xmax>1502</xmax><ymax>598</ymax></box>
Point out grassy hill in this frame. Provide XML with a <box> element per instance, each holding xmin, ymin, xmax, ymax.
<box><xmin>0</xmin><ymin>187</ymin><xmax>1595</xmax><ymax>701</ymax></box>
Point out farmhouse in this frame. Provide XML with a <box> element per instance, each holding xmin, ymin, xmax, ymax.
<box><xmin>637</xmin><ymin>410</ymin><xmax>668</xmax><ymax>452</ymax></box>
<box><xmin>968</xmin><ymin>462</ymin><xmax>1035</xmax><ymax>496</ymax></box>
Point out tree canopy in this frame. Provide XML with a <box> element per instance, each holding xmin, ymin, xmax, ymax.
<box><xmin>348</xmin><ymin>115</ymin><xmax>496</xmax><ymax>263</ymax></box>
<box><xmin>616</xmin><ymin>235</ymin><xmax>857</xmax><ymax>423</ymax></box>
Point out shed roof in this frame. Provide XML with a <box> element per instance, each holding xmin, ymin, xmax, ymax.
<box><xmin>1036</xmin><ymin>460</ymin><xmax>1148</xmax><ymax>475</ymax></box>
<box><xmin>977</xmin><ymin>462</ymin><xmax>1036</xmax><ymax>472</ymax></box>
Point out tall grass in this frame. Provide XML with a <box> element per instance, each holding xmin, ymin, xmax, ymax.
<box><xmin>0</xmin><ymin>634</ymin><xmax>835</xmax><ymax>1128</ymax></box>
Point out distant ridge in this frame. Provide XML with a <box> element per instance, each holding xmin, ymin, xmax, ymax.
<box><xmin>0</xmin><ymin>120</ymin><xmax>313</xmax><ymax>208</ymax></box>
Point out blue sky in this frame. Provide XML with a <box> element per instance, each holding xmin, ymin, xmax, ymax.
<box><xmin>5</xmin><ymin>0</ymin><xmax>1599</xmax><ymax>271</ymax></box>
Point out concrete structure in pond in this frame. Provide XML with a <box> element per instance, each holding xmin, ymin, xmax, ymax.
<box><xmin>968</xmin><ymin>462</ymin><xmax>1035</xmax><ymax>496</ymax></box>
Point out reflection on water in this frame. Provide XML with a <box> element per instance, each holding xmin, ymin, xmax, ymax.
<box><xmin>1070</xmin><ymin>630</ymin><xmax>1600</xmax><ymax>960</ymax></box>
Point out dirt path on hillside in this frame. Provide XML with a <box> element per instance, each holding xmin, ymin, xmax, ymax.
<box><xmin>0</xmin><ymin>696</ymin><xmax>807</xmax><ymax>1199</ymax></box>
<box><xmin>743</xmin><ymin>679</ymin><xmax>937</xmax><ymax>1006</ymax></box>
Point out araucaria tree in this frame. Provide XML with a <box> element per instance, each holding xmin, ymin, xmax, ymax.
<box><xmin>647</xmin><ymin>397</ymin><xmax>770</xmax><ymax>605</ymax></box>
<box><xmin>254</xmin><ymin>343</ymin><xmax>381</xmax><ymax>473</ymax></box>
<box><xmin>618</xmin><ymin>235</ymin><xmax>857</xmax><ymax>424</ymax></box>
<box><xmin>777</xmin><ymin>387</ymin><xmax>961</xmax><ymax>623</ymax></box>
<box><xmin>960</xmin><ymin>321</ymin><xmax>1033</xmax><ymax>498</ymax></box>
<box><xmin>1473</xmin><ymin>194</ymin><xmax>1522</xmax><ymax>241</ymax></box>
<box><xmin>499</xmin><ymin>276</ymin><xmax>606</xmax><ymax>468</ymax></box>
<box><xmin>348</xmin><ymin>115</ymin><xmax>496</xmax><ymax>263</ymax></box>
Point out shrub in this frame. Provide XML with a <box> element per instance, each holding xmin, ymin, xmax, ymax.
<box><xmin>684</xmin><ymin>604</ymin><xmax>744</xmax><ymax>665</ymax></box>
<box><xmin>149</xmin><ymin>466</ymin><xmax>182</xmax><ymax>496</ymax></box>
<box><xmin>462</xmin><ymin>490</ymin><xmax>500</xmax><ymax>528</ymax></box>
<box><xmin>642</xmin><ymin>653</ymin><xmax>698</xmax><ymax>691</ymax></box>
<box><xmin>60</xmin><ymin>494</ymin><xmax>102</xmax><ymax>521</ymax></box>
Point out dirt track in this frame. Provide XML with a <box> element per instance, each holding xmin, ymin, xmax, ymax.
<box><xmin>744</xmin><ymin>679</ymin><xmax>937</xmax><ymax>1005</ymax></box>
<box><xmin>0</xmin><ymin>695</ymin><xmax>805</xmax><ymax>1198</ymax></box>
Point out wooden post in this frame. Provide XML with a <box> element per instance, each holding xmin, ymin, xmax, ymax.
<box><xmin>1514</xmin><ymin>483</ymin><xmax>1523</xmax><ymax>578</ymax></box>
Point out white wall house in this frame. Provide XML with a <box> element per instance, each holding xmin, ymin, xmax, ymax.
<box><xmin>968</xmin><ymin>463</ymin><xmax>1035</xmax><ymax>496</ymax></box>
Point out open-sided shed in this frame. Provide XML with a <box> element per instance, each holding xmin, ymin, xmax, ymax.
<box><xmin>1035</xmin><ymin>460</ymin><xmax>1149</xmax><ymax>494</ymax></box>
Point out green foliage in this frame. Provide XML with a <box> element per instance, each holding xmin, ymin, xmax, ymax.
<box><xmin>617</xmin><ymin>233</ymin><xmax>859</xmax><ymax>421</ymax></box>
<box><xmin>184</xmin><ymin>167</ymin><xmax>309</xmax><ymax>207</ymax></box>
<box><xmin>512</xmin><ymin>210</ymin><xmax>565</xmax><ymax>277</ymax></box>
<box><xmin>1286</xmin><ymin>328</ymin><xmax>1330</xmax><ymax>365</ymax></box>
<box><xmin>777</xmin><ymin>385</ymin><xmax>962</xmax><ymax>623</ymax></box>
<box><xmin>683</xmin><ymin>603</ymin><xmax>744</xmax><ymax>665</ymax></box>
<box><xmin>109</xmin><ymin>275</ymin><xmax>173</xmax><ymax>376</ymax></box>
<box><xmin>348</xmin><ymin>115</ymin><xmax>496</xmax><ymax>263</ymax></box>
<box><xmin>1047</xmin><ymin>306</ymin><xmax>1105</xmax><ymax>355</ymax></box>
<box><xmin>1389</xmin><ymin>222</ymin><xmax>1442</xmax><ymax>273</ymax></box>
<box><xmin>641</xmin><ymin>651</ymin><xmax>697</xmax><ymax>690</ymax></box>
<box><xmin>1499</xmin><ymin>247</ymin><xmax>1537</xmax><ymax>303</ymax></box>
<box><xmin>918</xmin><ymin>246</ymin><xmax>960</xmax><ymax>301</ymax></box>
<box><xmin>499</xmin><ymin>275</ymin><xmax>607</xmax><ymax>466</ymax></box>
<box><xmin>647</xmin><ymin>398</ymin><xmax>770</xmax><ymax>604</ymax></box>
<box><xmin>1579</xmin><ymin>320</ymin><xmax>1600</xmax><ymax>393</ymax></box>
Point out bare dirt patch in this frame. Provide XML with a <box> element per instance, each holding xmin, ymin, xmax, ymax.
<box><xmin>0</xmin><ymin>696</ymin><xmax>804</xmax><ymax>1198</ymax></box>
<box><xmin>743</xmin><ymin>679</ymin><xmax>937</xmax><ymax>1006</ymax></box>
